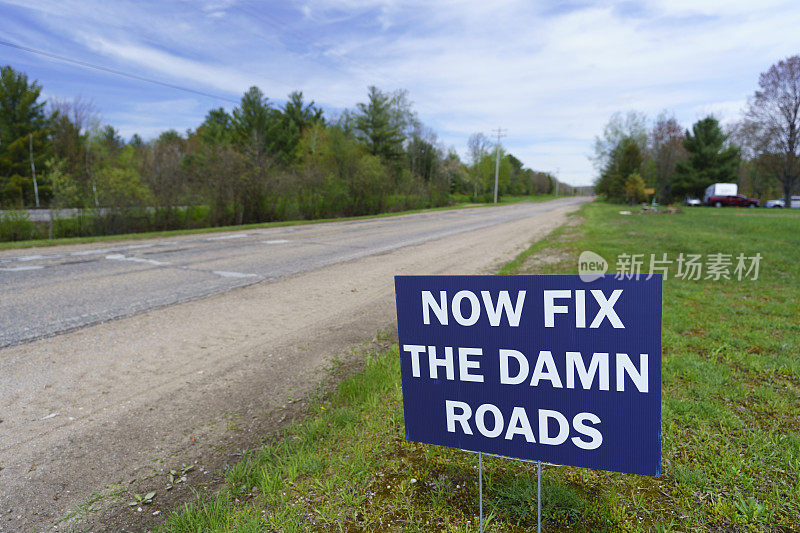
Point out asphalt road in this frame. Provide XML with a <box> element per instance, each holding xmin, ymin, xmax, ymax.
<box><xmin>0</xmin><ymin>196</ymin><xmax>590</xmax><ymax>531</ymax></box>
<box><xmin>0</xmin><ymin>198</ymin><xmax>586</xmax><ymax>348</ymax></box>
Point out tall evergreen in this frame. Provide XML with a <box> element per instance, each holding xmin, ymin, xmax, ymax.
<box><xmin>595</xmin><ymin>136</ymin><xmax>643</xmax><ymax>202</ymax></box>
<box><xmin>278</xmin><ymin>91</ymin><xmax>322</xmax><ymax>163</ymax></box>
<box><xmin>231</xmin><ymin>86</ymin><xmax>277</xmax><ymax>158</ymax></box>
<box><xmin>199</xmin><ymin>107</ymin><xmax>234</xmax><ymax>145</ymax></box>
<box><xmin>0</xmin><ymin>65</ymin><xmax>49</xmax><ymax>204</ymax></box>
<box><xmin>673</xmin><ymin>116</ymin><xmax>740</xmax><ymax>197</ymax></box>
<box><xmin>353</xmin><ymin>86</ymin><xmax>406</xmax><ymax>162</ymax></box>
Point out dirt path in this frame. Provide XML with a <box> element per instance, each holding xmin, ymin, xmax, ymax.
<box><xmin>0</xmin><ymin>199</ymin><xmax>587</xmax><ymax>531</ymax></box>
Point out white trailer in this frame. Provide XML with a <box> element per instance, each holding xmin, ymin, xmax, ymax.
<box><xmin>703</xmin><ymin>183</ymin><xmax>738</xmax><ymax>203</ymax></box>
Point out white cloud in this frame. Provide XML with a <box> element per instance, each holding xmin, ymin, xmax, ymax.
<box><xmin>79</xmin><ymin>35</ymin><xmax>261</xmax><ymax>95</ymax></box>
<box><xmin>4</xmin><ymin>0</ymin><xmax>800</xmax><ymax>185</ymax></box>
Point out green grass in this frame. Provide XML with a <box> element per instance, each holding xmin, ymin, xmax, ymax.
<box><xmin>0</xmin><ymin>194</ymin><xmax>558</xmax><ymax>251</ymax></box>
<box><xmin>157</xmin><ymin>202</ymin><xmax>800</xmax><ymax>532</ymax></box>
<box><xmin>58</xmin><ymin>487</ymin><xmax>126</xmax><ymax>525</ymax></box>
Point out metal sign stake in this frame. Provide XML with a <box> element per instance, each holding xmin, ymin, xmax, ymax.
<box><xmin>537</xmin><ymin>461</ymin><xmax>542</xmax><ymax>533</ymax></box>
<box><xmin>478</xmin><ymin>452</ymin><xmax>483</xmax><ymax>532</ymax></box>
<box><xmin>472</xmin><ymin>450</ymin><xmax>550</xmax><ymax>532</ymax></box>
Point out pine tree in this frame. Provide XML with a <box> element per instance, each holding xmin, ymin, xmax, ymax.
<box><xmin>232</xmin><ymin>86</ymin><xmax>277</xmax><ymax>158</ymax></box>
<box><xmin>673</xmin><ymin>116</ymin><xmax>739</xmax><ymax>197</ymax></box>
<box><xmin>595</xmin><ymin>136</ymin><xmax>643</xmax><ymax>202</ymax></box>
<box><xmin>0</xmin><ymin>65</ymin><xmax>49</xmax><ymax>205</ymax></box>
<box><xmin>353</xmin><ymin>86</ymin><xmax>407</xmax><ymax>162</ymax></box>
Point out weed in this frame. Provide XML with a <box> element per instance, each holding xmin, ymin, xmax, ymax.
<box><xmin>128</xmin><ymin>491</ymin><xmax>156</xmax><ymax>507</ymax></box>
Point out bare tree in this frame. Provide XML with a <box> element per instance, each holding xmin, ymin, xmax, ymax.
<box><xmin>531</xmin><ymin>171</ymin><xmax>552</xmax><ymax>194</ymax></box>
<box><xmin>730</xmin><ymin>121</ymin><xmax>780</xmax><ymax>200</ymax></box>
<box><xmin>650</xmin><ymin>111</ymin><xmax>686</xmax><ymax>202</ymax></box>
<box><xmin>48</xmin><ymin>97</ymin><xmax>100</xmax><ymax>133</ymax></box>
<box><xmin>407</xmin><ymin>124</ymin><xmax>441</xmax><ymax>182</ymax></box>
<box><xmin>47</xmin><ymin>97</ymin><xmax>100</xmax><ymax>206</ymax></box>
<box><xmin>743</xmin><ymin>56</ymin><xmax>800</xmax><ymax>207</ymax></box>
<box><xmin>591</xmin><ymin>111</ymin><xmax>648</xmax><ymax>170</ymax></box>
<box><xmin>138</xmin><ymin>130</ymin><xmax>187</xmax><ymax>219</ymax></box>
<box><xmin>467</xmin><ymin>132</ymin><xmax>490</xmax><ymax>199</ymax></box>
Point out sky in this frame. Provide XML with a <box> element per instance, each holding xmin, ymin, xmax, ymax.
<box><xmin>2</xmin><ymin>1</ymin><xmax>800</xmax><ymax>186</ymax></box>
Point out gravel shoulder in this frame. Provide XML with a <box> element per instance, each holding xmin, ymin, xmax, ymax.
<box><xmin>0</xmin><ymin>199</ymin><xmax>587</xmax><ymax>531</ymax></box>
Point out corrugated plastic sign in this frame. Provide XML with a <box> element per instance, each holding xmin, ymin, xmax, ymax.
<box><xmin>394</xmin><ymin>275</ymin><xmax>662</xmax><ymax>476</ymax></box>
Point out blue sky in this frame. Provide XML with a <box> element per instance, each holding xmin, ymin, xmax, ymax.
<box><xmin>2</xmin><ymin>0</ymin><xmax>800</xmax><ymax>186</ymax></box>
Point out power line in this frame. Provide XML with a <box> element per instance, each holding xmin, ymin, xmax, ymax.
<box><xmin>0</xmin><ymin>39</ymin><xmax>239</xmax><ymax>104</ymax></box>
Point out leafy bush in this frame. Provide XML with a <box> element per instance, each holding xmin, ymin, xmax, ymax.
<box><xmin>0</xmin><ymin>210</ymin><xmax>40</xmax><ymax>241</ymax></box>
<box><xmin>624</xmin><ymin>172</ymin><xmax>647</xmax><ymax>204</ymax></box>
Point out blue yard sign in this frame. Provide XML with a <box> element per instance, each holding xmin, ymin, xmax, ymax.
<box><xmin>394</xmin><ymin>275</ymin><xmax>662</xmax><ymax>477</ymax></box>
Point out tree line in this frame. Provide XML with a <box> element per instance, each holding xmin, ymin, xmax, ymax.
<box><xmin>0</xmin><ymin>66</ymin><xmax>560</xmax><ymax>241</ymax></box>
<box><xmin>593</xmin><ymin>55</ymin><xmax>800</xmax><ymax>206</ymax></box>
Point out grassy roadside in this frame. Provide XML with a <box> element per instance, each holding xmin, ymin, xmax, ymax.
<box><xmin>0</xmin><ymin>194</ymin><xmax>557</xmax><ymax>251</ymax></box>
<box><xmin>157</xmin><ymin>203</ymin><xmax>800</xmax><ymax>532</ymax></box>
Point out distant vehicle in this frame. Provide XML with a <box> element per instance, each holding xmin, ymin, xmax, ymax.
<box><xmin>684</xmin><ymin>197</ymin><xmax>702</xmax><ymax>206</ymax></box>
<box><xmin>706</xmin><ymin>194</ymin><xmax>760</xmax><ymax>208</ymax></box>
<box><xmin>703</xmin><ymin>183</ymin><xmax>738</xmax><ymax>203</ymax></box>
<box><xmin>764</xmin><ymin>196</ymin><xmax>800</xmax><ymax>208</ymax></box>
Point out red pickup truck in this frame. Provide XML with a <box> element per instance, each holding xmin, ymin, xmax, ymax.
<box><xmin>706</xmin><ymin>194</ymin><xmax>760</xmax><ymax>207</ymax></box>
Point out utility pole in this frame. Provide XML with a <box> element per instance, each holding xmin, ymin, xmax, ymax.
<box><xmin>555</xmin><ymin>167</ymin><xmax>560</xmax><ymax>196</ymax></box>
<box><xmin>86</xmin><ymin>147</ymin><xmax>100</xmax><ymax>208</ymax></box>
<box><xmin>492</xmin><ymin>127</ymin><xmax>506</xmax><ymax>204</ymax></box>
<box><xmin>29</xmin><ymin>133</ymin><xmax>40</xmax><ymax>208</ymax></box>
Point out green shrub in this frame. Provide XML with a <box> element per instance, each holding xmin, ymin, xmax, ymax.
<box><xmin>0</xmin><ymin>210</ymin><xmax>40</xmax><ymax>241</ymax></box>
